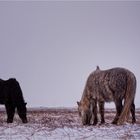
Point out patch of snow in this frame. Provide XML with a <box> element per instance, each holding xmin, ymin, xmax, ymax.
<box><xmin>0</xmin><ymin>108</ymin><xmax>140</xmax><ymax>140</ymax></box>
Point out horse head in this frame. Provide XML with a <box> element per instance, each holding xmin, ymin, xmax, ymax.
<box><xmin>17</xmin><ymin>102</ymin><xmax>28</xmax><ymax>123</ymax></box>
<box><xmin>77</xmin><ymin>98</ymin><xmax>93</xmax><ymax>125</ymax></box>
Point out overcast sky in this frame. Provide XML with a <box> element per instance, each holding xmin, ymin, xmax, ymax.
<box><xmin>0</xmin><ymin>1</ymin><xmax>140</xmax><ymax>108</ymax></box>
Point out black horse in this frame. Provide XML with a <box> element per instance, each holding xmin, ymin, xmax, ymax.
<box><xmin>0</xmin><ymin>78</ymin><xmax>27</xmax><ymax>123</ymax></box>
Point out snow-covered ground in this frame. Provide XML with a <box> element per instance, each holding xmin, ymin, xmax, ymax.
<box><xmin>0</xmin><ymin>108</ymin><xmax>140</xmax><ymax>140</ymax></box>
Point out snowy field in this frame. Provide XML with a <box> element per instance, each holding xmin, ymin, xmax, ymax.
<box><xmin>0</xmin><ymin>107</ymin><xmax>140</xmax><ymax>140</ymax></box>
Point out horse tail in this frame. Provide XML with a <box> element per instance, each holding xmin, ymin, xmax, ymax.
<box><xmin>118</xmin><ymin>71</ymin><xmax>136</xmax><ymax>125</ymax></box>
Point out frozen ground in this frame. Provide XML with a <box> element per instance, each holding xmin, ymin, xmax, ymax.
<box><xmin>0</xmin><ymin>107</ymin><xmax>140</xmax><ymax>140</ymax></box>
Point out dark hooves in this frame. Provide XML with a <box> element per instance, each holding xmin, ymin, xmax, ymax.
<box><xmin>93</xmin><ymin>122</ymin><xmax>98</xmax><ymax>125</ymax></box>
<box><xmin>7</xmin><ymin>120</ymin><xmax>13</xmax><ymax>123</ymax></box>
<box><xmin>22</xmin><ymin>120</ymin><xmax>28</xmax><ymax>123</ymax></box>
<box><xmin>112</xmin><ymin>121</ymin><xmax>117</xmax><ymax>125</ymax></box>
<box><xmin>132</xmin><ymin>120</ymin><xmax>136</xmax><ymax>124</ymax></box>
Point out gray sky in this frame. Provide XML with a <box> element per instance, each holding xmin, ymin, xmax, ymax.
<box><xmin>0</xmin><ymin>1</ymin><xmax>140</xmax><ymax>107</ymax></box>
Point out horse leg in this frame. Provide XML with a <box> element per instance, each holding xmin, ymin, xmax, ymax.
<box><xmin>5</xmin><ymin>103</ymin><xmax>15</xmax><ymax>123</ymax></box>
<box><xmin>112</xmin><ymin>99</ymin><xmax>123</xmax><ymax>124</ymax></box>
<box><xmin>92</xmin><ymin>101</ymin><xmax>98</xmax><ymax>125</ymax></box>
<box><xmin>16</xmin><ymin>104</ymin><xmax>27</xmax><ymax>123</ymax></box>
<box><xmin>131</xmin><ymin>101</ymin><xmax>136</xmax><ymax>123</ymax></box>
<box><xmin>99</xmin><ymin>101</ymin><xmax>105</xmax><ymax>124</ymax></box>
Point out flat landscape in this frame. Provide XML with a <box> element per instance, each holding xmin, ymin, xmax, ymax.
<box><xmin>0</xmin><ymin>107</ymin><xmax>140</xmax><ymax>140</ymax></box>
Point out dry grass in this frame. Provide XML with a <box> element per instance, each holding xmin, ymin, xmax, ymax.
<box><xmin>0</xmin><ymin>107</ymin><xmax>140</xmax><ymax>139</ymax></box>
<box><xmin>1</xmin><ymin>107</ymin><xmax>140</xmax><ymax>127</ymax></box>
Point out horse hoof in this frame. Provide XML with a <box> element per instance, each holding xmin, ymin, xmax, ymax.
<box><xmin>7</xmin><ymin>120</ymin><xmax>13</xmax><ymax>123</ymax></box>
<box><xmin>93</xmin><ymin>122</ymin><xmax>98</xmax><ymax>125</ymax></box>
<box><xmin>99</xmin><ymin>121</ymin><xmax>105</xmax><ymax>125</ymax></box>
<box><xmin>112</xmin><ymin>121</ymin><xmax>117</xmax><ymax>125</ymax></box>
<box><xmin>22</xmin><ymin>120</ymin><xmax>28</xmax><ymax>123</ymax></box>
<box><xmin>132</xmin><ymin>120</ymin><xmax>136</xmax><ymax>124</ymax></box>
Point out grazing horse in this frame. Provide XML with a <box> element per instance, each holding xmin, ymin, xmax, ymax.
<box><xmin>77</xmin><ymin>66</ymin><xmax>136</xmax><ymax>125</ymax></box>
<box><xmin>0</xmin><ymin>78</ymin><xmax>28</xmax><ymax>123</ymax></box>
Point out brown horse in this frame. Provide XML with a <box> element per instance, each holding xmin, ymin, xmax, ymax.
<box><xmin>77</xmin><ymin>66</ymin><xmax>136</xmax><ymax>125</ymax></box>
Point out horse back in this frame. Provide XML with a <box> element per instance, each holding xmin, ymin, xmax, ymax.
<box><xmin>0</xmin><ymin>78</ymin><xmax>25</xmax><ymax>104</ymax></box>
<box><xmin>86</xmin><ymin>67</ymin><xmax>135</xmax><ymax>102</ymax></box>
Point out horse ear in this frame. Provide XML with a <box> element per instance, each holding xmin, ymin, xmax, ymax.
<box><xmin>77</xmin><ymin>101</ymin><xmax>80</xmax><ymax>106</ymax></box>
<box><xmin>96</xmin><ymin>66</ymin><xmax>100</xmax><ymax>70</ymax></box>
<box><xmin>24</xmin><ymin>102</ymin><xmax>27</xmax><ymax>106</ymax></box>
